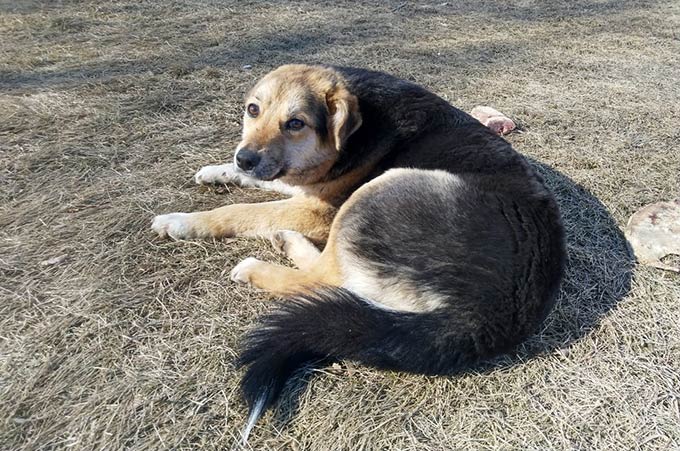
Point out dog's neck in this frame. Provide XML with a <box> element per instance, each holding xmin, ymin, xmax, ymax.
<box><xmin>300</xmin><ymin>162</ymin><xmax>378</xmax><ymax>206</ymax></box>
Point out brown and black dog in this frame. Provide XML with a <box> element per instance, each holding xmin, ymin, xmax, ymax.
<box><xmin>151</xmin><ymin>65</ymin><xmax>566</xmax><ymax>441</ymax></box>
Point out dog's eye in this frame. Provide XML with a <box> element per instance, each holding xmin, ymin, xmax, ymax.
<box><xmin>286</xmin><ymin>118</ymin><xmax>305</xmax><ymax>131</ymax></box>
<box><xmin>247</xmin><ymin>103</ymin><xmax>259</xmax><ymax>118</ymax></box>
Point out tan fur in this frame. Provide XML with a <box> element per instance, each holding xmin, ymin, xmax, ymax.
<box><xmin>201</xmin><ymin>195</ymin><xmax>336</xmax><ymax>243</ymax></box>
<box><xmin>236</xmin><ymin>173</ymin><xmax>391</xmax><ymax>295</ymax></box>
<box><xmin>301</xmin><ymin>162</ymin><xmax>379</xmax><ymax>206</ymax></box>
<box><xmin>325</xmin><ymin>84</ymin><xmax>362</xmax><ymax>151</ymax></box>
<box><xmin>152</xmin><ymin>195</ymin><xmax>336</xmax><ymax>244</ymax></box>
<box><xmin>232</xmin><ymin>234</ymin><xmax>344</xmax><ymax>295</ymax></box>
<box><xmin>231</xmin><ymin>199</ymin><xmax>348</xmax><ymax>294</ymax></box>
<box><xmin>271</xmin><ymin>230</ymin><xmax>321</xmax><ymax>271</ymax></box>
<box><xmin>231</xmin><ymin>260</ymin><xmax>322</xmax><ymax>296</ymax></box>
<box><xmin>239</xmin><ymin>65</ymin><xmax>361</xmax><ymax>186</ymax></box>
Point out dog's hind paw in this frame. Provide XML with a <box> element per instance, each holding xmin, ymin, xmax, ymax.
<box><xmin>194</xmin><ymin>163</ymin><xmax>241</xmax><ymax>185</ymax></box>
<box><xmin>230</xmin><ymin>257</ymin><xmax>263</xmax><ymax>285</ymax></box>
<box><xmin>270</xmin><ymin>230</ymin><xmax>321</xmax><ymax>270</ymax></box>
<box><xmin>270</xmin><ymin>230</ymin><xmax>305</xmax><ymax>255</ymax></box>
<box><xmin>151</xmin><ymin>212</ymin><xmax>195</xmax><ymax>239</ymax></box>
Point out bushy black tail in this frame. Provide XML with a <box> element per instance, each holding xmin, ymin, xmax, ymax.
<box><xmin>237</xmin><ymin>287</ymin><xmax>490</xmax><ymax>442</ymax></box>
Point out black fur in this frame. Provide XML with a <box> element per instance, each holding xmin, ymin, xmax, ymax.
<box><xmin>239</xmin><ymin>288</ymin><xmax>483</xmax><ymax>407</ymax></box>
<box><xmin>238</xmin><ymin>66</ymin><xmax>566</xmax><ymax>433</ymax></box>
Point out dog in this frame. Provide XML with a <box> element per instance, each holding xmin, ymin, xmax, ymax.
<box><xmin>151</xmin><ymin>64</ymin><xmax>566</xmax><ymax>441</ymax></box>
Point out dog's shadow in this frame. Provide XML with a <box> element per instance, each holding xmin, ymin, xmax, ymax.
<box><xmin>270</xmin><ymin>158</ymin><xmax>634</xmax><ymax>428</ymax></box>
<box><xmin>518</xmin><ymin>159</ymin><xmax>634</xmax><ymax>357</ymax></box>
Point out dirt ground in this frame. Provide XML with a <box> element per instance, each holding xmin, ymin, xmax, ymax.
<box><xmin>1</xmin><ymin>1</ymin><xmax>679</xmax><ymax>450</ymax></box>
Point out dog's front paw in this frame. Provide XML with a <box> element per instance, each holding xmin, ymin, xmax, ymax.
<box><xmin>151</xmin><ymin>213</ymin><xmax>195</xmax><ymax>239</ymax></box>
<box><xmin>230</xmin><ymin>257</ymin><xmax>263</xmax><ymax>285</ymax></box>
<box><xmin>194</xmin><ymin>163</ymin><xmax>241</xmax><ymax>185</ymax></box>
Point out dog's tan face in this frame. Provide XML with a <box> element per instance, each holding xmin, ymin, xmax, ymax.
<box><xmin>234</xmin><ymin>65</ymin><xmax>362</xmax><ymax>185</ymax></box>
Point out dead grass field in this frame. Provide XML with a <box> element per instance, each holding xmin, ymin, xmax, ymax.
<box><xmin>1</xmin><ymin>1</ymin><xmax>679</xmax><ymax>450</ymax></box>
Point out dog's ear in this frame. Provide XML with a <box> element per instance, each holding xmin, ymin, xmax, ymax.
<box><xmin>326</xmin><ymin>86</ymin><xmax>362</xmax><ymax>152</ymax></box>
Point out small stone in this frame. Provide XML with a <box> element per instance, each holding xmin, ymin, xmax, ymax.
<box><xmin>40</xmin><ymin>254</ymin><xmax>68</xmax><ymax>266</ymax></box>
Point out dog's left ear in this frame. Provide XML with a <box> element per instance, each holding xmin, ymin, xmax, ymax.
<box><xmin>326</xmin><ymin>86</ymin><xmax>362</xmax><ymax>152</ymax></box>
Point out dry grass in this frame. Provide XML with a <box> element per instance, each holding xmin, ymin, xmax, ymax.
<box><xmin>1</xmin><ymin>1</ymin><xmax>679</xmax><ymax>450</ymax></box>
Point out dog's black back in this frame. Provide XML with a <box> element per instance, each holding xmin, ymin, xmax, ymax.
<box><xmin>331</xmin><ymin>67</ymin><xmax>525</xmax><ymax>178</ymax></box>
<box><xmin>331</xmin><ymin>66</ymin><xmax>564</xmax><ymax>343</ymax></box>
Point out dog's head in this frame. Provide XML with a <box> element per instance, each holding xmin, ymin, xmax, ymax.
<box><xmin>233</xmin><ymin>65</ymin><xmax>362</xmax><ymax>185</ymax></box>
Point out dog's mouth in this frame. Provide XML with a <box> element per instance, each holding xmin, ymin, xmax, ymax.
<box><xmin>235</xmin><ymin>164</ymin><xmax>286</xmax><ymax>181</ymax></box>
<box><xmin>258</xmin><ymin>167</ymin><xmax>286</xmax><ymax>181</ymax></box>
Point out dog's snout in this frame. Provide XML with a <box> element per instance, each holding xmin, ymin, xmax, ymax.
<box><xmin>235</xmin><ymin>149</ymin><xmax>261</xmax><ymax>171</ymax></box>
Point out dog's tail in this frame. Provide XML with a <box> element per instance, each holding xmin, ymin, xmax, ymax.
<box><xmin>238</xmin><ymin>286</ymin><xmax>493</xmax><ymax>442</ymax></box>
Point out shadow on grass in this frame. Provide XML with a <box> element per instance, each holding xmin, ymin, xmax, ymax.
<box><xmin>509</xmin><ymin>158</ymin><xmax>634</xmax><ymax>358</ymax></box>
<box><xmin>0</xmin><ymin>0</ymin><xmax>661</xmax><ymax>92</ymax></box>
<box><xmin>267</xmin><ymin>156</ymin><xmax>634</xmax><ymax>430</ymax></box>
<box><xmin>409</xmin><ymin>0</ymin><xmax>660</xmax><ymax>21</ymax></box>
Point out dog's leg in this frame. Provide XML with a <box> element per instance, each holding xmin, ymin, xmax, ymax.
<box><xmin>230</xmin><ymin>258</ymin><xmax>319</xmax><ymax>295</ymax></box>
<box><xmin>270</xmin><ymin>230</ymin><xmax>321</xmax><ymax>271</ymax></box>
<box><xmin>151</xmin><ymin>195</ymin><xmax>335</xmax><ymax>243</ymax></box>
<box><xmin>230</xmin><ymin>243</ymin><xmax>342</xmax><ymax>295</ymax></box>
<box><xmin>194</xmin><ymin>163</ymin><xmax>301</xmax><ymax>196</ymax></box>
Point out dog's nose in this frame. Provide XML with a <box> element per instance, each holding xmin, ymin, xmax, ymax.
<box><xmin>235</xmin><ymin>149</ymin><xmax>261</xmax><ymax>171</ymax></box>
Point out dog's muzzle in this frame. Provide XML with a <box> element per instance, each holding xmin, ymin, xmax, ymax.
<box><xmin>235</xmin><ymin>148</ymin><xmax>261</xmax><ymax>172</ymax></box>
